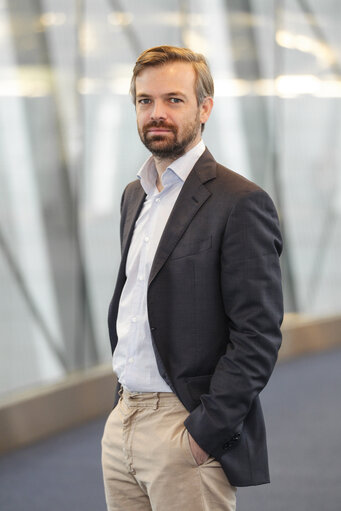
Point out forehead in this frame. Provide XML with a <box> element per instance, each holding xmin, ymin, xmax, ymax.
<box><xmin>135</xmin><ymin>61</ymin><xmax>196</xmax><ymax>96</ymax></box>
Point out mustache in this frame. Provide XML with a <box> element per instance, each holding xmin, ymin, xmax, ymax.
<box><xmin>143</xmin><ymin>121</ymin><xmax>176</xmax><ymax>132</ymax></box>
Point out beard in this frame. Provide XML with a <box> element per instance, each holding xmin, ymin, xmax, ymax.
<box><xmin>138</xmin><ymin>111</ymin><xmax>201</xmax><ymax>159</ymax></box>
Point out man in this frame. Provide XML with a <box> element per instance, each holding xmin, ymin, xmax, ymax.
<box><xmin>102</xmin><ymin>45</ymin><xmax>283</xmax><ymax>511</ymax></box>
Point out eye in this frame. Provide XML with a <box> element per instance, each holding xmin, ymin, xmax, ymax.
<box><xmin>138</xmin><ymin>98</ymin><xmax>151</xmax><ymax>105</ymax></box>
<box><xmin>169</xmin><ymin>98</ymin><xmax>183</xmax><ymax>104</ymax></box>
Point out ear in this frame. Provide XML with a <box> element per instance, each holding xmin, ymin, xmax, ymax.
<box><xmin>199</xmin><ymin>96</ymin><xmax>214</xmax><ymax>125</ymax></box>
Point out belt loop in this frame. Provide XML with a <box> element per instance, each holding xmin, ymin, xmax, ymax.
<box><xmin>153</xmin><ymin>393</ymin><xmax>160</xmax><ymax>410</ymax></box>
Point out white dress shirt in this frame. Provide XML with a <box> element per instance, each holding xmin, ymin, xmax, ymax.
<box><xmin>113</xmin><ymin>139</ymin><xmax>206</xmax><ymax>392</ymax></box>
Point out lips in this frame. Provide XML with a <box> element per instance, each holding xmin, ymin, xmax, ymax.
<box><xmin>147</xmin><ymin>128</ymin><xmax>171</xmax><ymax>134</ymax></box>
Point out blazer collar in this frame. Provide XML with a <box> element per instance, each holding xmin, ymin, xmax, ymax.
<box><xmin>148</xmin><ymin>148</ymin><xmax>216</xmax><ymax>285</ymax></box>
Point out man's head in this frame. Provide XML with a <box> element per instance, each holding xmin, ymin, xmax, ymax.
<box><xmin>131</xmin><ymin>46</ymin><xmax>214</xmax><ymax>160</ymax></box>
<box><xmin>130</xmin><ymin>45</ymin><xmax>214</xmax><ymax>107</ymax></box>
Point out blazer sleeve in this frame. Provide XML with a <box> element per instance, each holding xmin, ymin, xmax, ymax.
<box><xmin>184</xmin><ymin>188</ymin><xmax>283</xmax><ymax>460</ymax></box>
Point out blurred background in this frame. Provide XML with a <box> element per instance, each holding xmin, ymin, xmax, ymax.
<box><xmin>0</xmin><ymin>0</ymin><xmax>340</xmax><ymax>510</ymax></box>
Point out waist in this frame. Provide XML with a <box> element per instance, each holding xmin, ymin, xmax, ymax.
<box><xmin>121</xmin><ymin>388</ymin><xmax>183</xmax><ymax>409</ymax></box>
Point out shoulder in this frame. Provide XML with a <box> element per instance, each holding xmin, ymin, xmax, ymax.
<box><xmin>120</xmin><ymin>179</ymin><xmax>143</xmax><ymax>208</ymax></box>
<box><xmin>123</xmin><ymin>179</ymin><xmax>141</xmax><ymax>197</ymax></box>
<box><xmin>216</xmin><ymin>164</ymin><xmax>277</xmax><ymax>212</ymax></box>
<box><xmin>199</xmin><ymin>149</ymin><xmax>275</xmax><ymax>212</ymax></box>
<box><xmin>215</xmin><ymin>162</ymin><xmax>263</xmax><ymax>198</ymax></box>
<box><xmin>198</xmin><ymin>148</ymin><xmax>262</xmax><ymax>196</ymax></box>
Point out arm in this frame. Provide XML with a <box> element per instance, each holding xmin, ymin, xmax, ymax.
<box><xmin>184</xmin><ymin>189</ymin><xmax>283</xmax><ymax>459</ymax></box>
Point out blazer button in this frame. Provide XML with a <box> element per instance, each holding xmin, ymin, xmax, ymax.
<box><xmin>223</xmin><ymin>442</ymin><xmax>232</xmax><ymax>450</ymax></box>
<box><xmin>150</xmin><ymin>327</ymin><xmax>156</xmax><ymax>331</ymax></box>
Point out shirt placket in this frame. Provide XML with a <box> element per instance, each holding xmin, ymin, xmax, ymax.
<box><xmin>126</xmin><ymin>192</ymin><xmax>160</xmax><ymax>382</ymax></box>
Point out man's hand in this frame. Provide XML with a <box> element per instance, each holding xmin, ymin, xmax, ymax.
<box><xmin>188</xmin><ymin>432</ymin><xmax>209</xmax><ymax>465</ymax></box>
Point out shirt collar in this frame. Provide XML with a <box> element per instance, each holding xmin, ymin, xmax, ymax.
<box><xmin>137</xmin><ymin>139</ymin><xmax>205</xmax><ymax>195</ymax></box>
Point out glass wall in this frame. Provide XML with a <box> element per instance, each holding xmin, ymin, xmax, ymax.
<box><xmin>1</xmin><ymin>0</ymin><xmax>340</xmax><ymax>398</ymax></box>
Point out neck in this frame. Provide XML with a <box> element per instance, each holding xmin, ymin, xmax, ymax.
<box><xmin>152</xmin><ymin>137</ymin><xmax>202</xmax><ymax>192</ymax></box>
<box><xmin>154</xmin><ymin>156</ymin><xmax>174</xmax><ymax>191</ymax></box>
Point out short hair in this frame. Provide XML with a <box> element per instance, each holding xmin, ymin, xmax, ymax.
<box><xmin>130</xmin><ymin>45</ymin><xmax>214</xmax><ymax>105</ymax></box>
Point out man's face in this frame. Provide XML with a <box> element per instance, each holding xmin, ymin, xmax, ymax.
<box><xmin>135</xmin><ymin>62</ymin><xmax>211</xmax><ymax>159</ymax></box>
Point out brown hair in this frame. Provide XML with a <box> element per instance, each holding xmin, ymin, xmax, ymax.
<box><xmin>130</xmin><ymin>45</ymin><xmax>214</xmax><ymax>105</ymax></box>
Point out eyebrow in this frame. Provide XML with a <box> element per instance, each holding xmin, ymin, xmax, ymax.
<box><xmin>164</xmin><ymin>91</ymin><xmax>187</xmax><ymax>98</ymax></box>
<box><xmin>136</xmin><ymin>91</ymin><xmax>188</xmax><ymax>100</ymax></box>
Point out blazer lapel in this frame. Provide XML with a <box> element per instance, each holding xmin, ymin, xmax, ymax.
<box><xmin>148</xmin><ymin>149</ymin><xmax>216</xmax><ymax>285</ymax></box>
<box><xmin>121</xmin><ymin>183</ymin><xmax>146</xmax><ymax>257</ymax></box>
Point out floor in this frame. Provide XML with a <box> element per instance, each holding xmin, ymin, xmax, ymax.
<box><xmin>1</xmin><ymin>347</ymin><xmax>341</xmax><ymax>511</ymax></box>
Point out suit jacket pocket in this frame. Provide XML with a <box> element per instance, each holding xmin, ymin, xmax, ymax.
<box><xmin>170</xmin><ymin>236</ymin><xmax>212</xmax><ymax>260</ymax></box>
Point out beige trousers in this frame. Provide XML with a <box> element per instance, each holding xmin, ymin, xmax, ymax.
<box><xmin>101</xmin><ymin>390</ymin><xmax>236</xmax><ymax>511</ymax></box>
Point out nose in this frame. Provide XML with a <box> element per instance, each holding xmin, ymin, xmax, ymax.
<box><xmin>150</xmin><ymin>100</ymin><xmax>167</xmax><ymax>120</ymax></box>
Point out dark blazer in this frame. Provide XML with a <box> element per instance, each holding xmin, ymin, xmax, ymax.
<box><xmin>108</xmin><ymin>148</ymin><xmax>283</xmax><ymax>487</ymax></box>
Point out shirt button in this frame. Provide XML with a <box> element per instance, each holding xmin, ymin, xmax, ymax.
<box><xmin>144</xmin><ymin>236</ymin><xmax>149</xmax><ymax>243</ymax></box>
<box><xmin>138</xmin><ymin>275</ymin><xmax>144</xmax><ymax>281</ymax></box>
<box><xmin>155</xmin><ymin>198</ymin><xmax>160</xmax><ymax>203</ymax></box>
<box><xmin>131</xmin><ymin>317</ymin><xmax>137</xmax><ymax>323</ymax></box>
<box><xmin>128</xmin><ymin>357</ymin><xmax>134</xmax><ymax>364</ymax></box>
